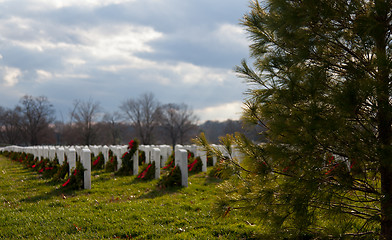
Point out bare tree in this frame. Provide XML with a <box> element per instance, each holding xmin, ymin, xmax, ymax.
<box><xmin>19</xmin><ymin>95</ymin><xmax>55</xmax><ymax>145</ymax></box>
<box><xmin>101</xmin><ymin>111</ymin><xmax>125</xmax><ymax>145</ymax></box>
<box><xmin>0</xmin><ymin>107</ymin><xmax>23</xmax><ymax>145</ymax></box>
<box><xmin>161</xmin><ymin>103</ymin><xmax>198</xmax><ymax>149</ymax></box>
<box><xmin>71</xmin><ymin>98</ymin><xmax>101</xmax><ymax>145</ymax></box>
<box><xmin>120</xmin><ymin>92</ymin><xmax>161</xmax><ymax>145</ymax></box>
<box><xmin>0</xmin><ymin>106</ymin><xmax>5</xmax><ymax>144</ymax></box>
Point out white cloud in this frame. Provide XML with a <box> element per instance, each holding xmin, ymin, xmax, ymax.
<box><xmin>215</xmin><ymin>23</ymin><xmax>249</xmax><ymax>48</ymax></box>
<box><xmin>0</xmin><ymin>16</ymin><xmax>163</xmax><ymax>62</ymax></box>
<box><xmin>1</xmin><ymin>66</ymin><xmax>22</xmax><ymax>87</ymax></box>
<box><xmin>98</xmin><ymin>56</ymin><xmax>157</xmax><ymax>72</ymax></box>
<box><xmin>22</xmin><ymin>0</ymin><xmax>136</xmax><ymax>10</ymax></box>
<box><xmin>36</xmin><ymin>69</ymin><xmax>52</xmax><ymax>83</ymax></box>
<box><xmin>171</xmin><ymin>62</ymin><xmax>228</xmax><ymax>85</ymax></box>
<box><xmin>0</xmin><ymin>16</ymin><xmax>74</xmax><ymax>52</ymax></box>
<box><xmin>65</xmin><ymin>58</ymin><xmax>86</xmax><ymax>66</ymax></box>
<box><xmin>79</xmin><ymin>24</ymin><xmax>163</xmax><ymax>60</ymax></box>
<box><xmin>195</xmin><ymin>101</ymin><xmax>243</xmax><ymax>122</ymax></box>
<box><xmin>36</xmin><ymin>69</ymin><xmax>90</xmax><ymax>82</ymax></box>
<box><xmin>54</xmin><ymin>73</ymin><xmax>90</xmax><ymax>79</ymax></box>
<box><xmin>100</xmin><ymin>59</ymin><xmax>231</xmax><ymax>86</ymax></box>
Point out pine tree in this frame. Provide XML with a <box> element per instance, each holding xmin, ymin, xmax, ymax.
<box><xmin>199</xmin><ymin>0</ymin><xmax>392</xmax><ymax>238</ymax></box>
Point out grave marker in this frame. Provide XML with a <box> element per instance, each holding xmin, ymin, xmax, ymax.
<box><xmin>82</xmin><ymin>148</ymin><xmax>91</xmax><ymax>190</ymax></box>
<box><xmin>57</xmin><ymin>147</ymin><xmax>65</xmax><ymax>165</ymax></box>
<box><xmin>153</xmin><ymin>148</ymin><xmax>161</xmax><ymax>179</ymax></box>
<box><xmin>133</xmin><ymin>149</ymin><xmax>139</xmax><ymax>176</ymax></box>
<box><xmin>67</xmin><ymin>147</ymin><xmax>76</xmax><ymax>175</ymax></box>
<box><xmin>175</xmin><ymin>149</ymin><xmax>188</xmax><ymax>187</ymax></box>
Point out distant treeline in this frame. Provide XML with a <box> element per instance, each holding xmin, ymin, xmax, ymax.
<box><xmin>0</xmin><ymin>94</ymin><xmax>265</xmax><ymax>147</ymax></box>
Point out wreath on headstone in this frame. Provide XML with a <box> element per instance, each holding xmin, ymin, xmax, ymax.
<box><xmin>92</xmin><ymin>152</ymin><xmax>105</xmax><ymax>170</ymax></box>
<box><xmin>33</xmin><ymin>158</ymin><xmax>49</xmax><ymax>172</ymax></box>
<box><xmin>208</xmin><ymin>156</ymin><xmax>233</xmax><ymax>179</ymax></box>
<box><xmin>41</xmin><ymin>157</ymin><xmax>59</xmax><ymax>179</ymax></box>
<box><xmin>163</xmin><ymin>153</ymin><xmax>175</xmax><ymax>170</ymax></box>
<box><xmin>188</xmin><ymin>155</ymin><xmax>203</xmax><ymax>173</ymax></box>
<box><xmin>207</xmin><ymin>152</ymin><xmax>214</xmax><ymax>167</ymax></box>
<box><xmin>158</xmin><ymin>165</ymin><xmax>182</xmax><ymax>188</ymax></box>
<box><xmin>137</xmin><ymin>162</ymin><xmax>155</xmax><ymax>180</ymax></box>
<box><xmin>61</xmin><ymin>160</ymin><xmax>85</xmax><ymax>190</ymax></box>
<box><xmin>105</xmin><ymin>150</ymin><xmax>117</xmax><ymax>172</ymax></box>
<box><xmin>53</xmin><ymin>160</ymin><xmax>69</xmax><ymax>182</ymax></box>
<box><xmin>139</xmin><ymin>150</ymin><xmax>146</xmax><ymax>165</ymax></box>
<box><xmin>116</xmin><ymin>139</ymin><xmax>139</xmax><ymax>176</ymax></box>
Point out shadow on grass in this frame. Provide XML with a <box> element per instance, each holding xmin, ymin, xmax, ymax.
<box><xmin>90</xmin><ymin>172</ymin><xmax>113</xmax><ymax>184</ymax></box>
<box><xmin>19</xmin><ymin>186</ymin><xmax>78</xmax><ymax>203</ymax></box>
<box><xmin>203</xmin><ymin>176</ymin><xmax>223</xmax><ymax>185</ymax></box>
<box><xmin>137</xmin><ymin>185</ymin><xmax>183</xmax><ymax>200</ymax></box>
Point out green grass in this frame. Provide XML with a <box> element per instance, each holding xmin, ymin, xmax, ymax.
<box><xmin>0</xmin><ymin>156</ymin><xmax>259</xmax><ymax>239</ymax></box>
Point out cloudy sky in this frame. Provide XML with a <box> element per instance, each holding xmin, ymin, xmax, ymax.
<box><xmin>0</xmin><ymin>0</ymin><xmax>252</xmax><ymax>123</ymax></box>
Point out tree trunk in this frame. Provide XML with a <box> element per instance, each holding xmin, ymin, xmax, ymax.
<box><xmin>374</xmin><ymin>2</ymin><xmax>392</xmax><ymax>238</ymax></box>
<box><xmin>378</xmin><ymin>59</ymin><xmax>392</xmax><ymax>240</ymax></box>
<box><xmin>381</xmin><ymin>166</ymin><xmax>392</xmax><ymax>240</ymax></box>
<box><xmin>375</xmin><ymin>17</ymin><xmax>392</xmax><ymax>240</ymax></box>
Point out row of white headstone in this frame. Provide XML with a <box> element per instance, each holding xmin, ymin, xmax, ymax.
<box><xmin>0</xmin><ymin>144</ymin><xmax>243</xmax><ymax>189</ymax></box>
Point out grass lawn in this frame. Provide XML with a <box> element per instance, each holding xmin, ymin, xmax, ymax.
<box><xmin>0</xmin><ymin>155</ymin><xmax>259</xmax><ymax>239</ymax></box>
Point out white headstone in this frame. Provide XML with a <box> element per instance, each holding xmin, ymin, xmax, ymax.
<box><xmin>68</xmin><ymin>148</ymin><xmax>76</xmax><ymax>175</ymax></box>
<box><xmin>232</xmin><ymin>146</ymin><xmax>244</xmax><ymax>163</ymax></box>
<box><xmin>57</xmin><ymin>147</ymin><xmax>65</xmax><ymax>165</ymax></box>
<box><xmin>160</xmin><ymin>145</ymin><xmax>171</xmax><ymax>167</ymax></box>
<box><xmin>175</xmin><ymin>144</ymin><xmax>183</xmax><ymax>153</ymax></box>
<box><xmin>75</xmin><ymin>146</ymin><xmax>82</xmax><ymax>160</ymax></box>
<box><xmin>197</xmin><ymin>147</ymin><xmax>207</xmax><ymax>172</ymax></box>
<box><xmin>49</xmin><ymin>146</ymin><xmax>57</xmax><ymax>161</ymax></box>
<box><xmin>82</xmin><ymin>148</ymin><xmax>91</xmax><ymax>190</ymax></box>
<box><xmin>33</xmin><ymin>147</ymin><xmax>39</xmax><ymax>160</ymax></box>
<box><xmin>116</xmin><ymin>147</ymin><xmax>123</xmax><ymax>171</ymax></box>
<box><xmin>153</xmin><ymin>148</ymin><xmax>161</xmax><ymax>179</ymax></box>
<box><xmin>102</xmin><ymin>145</ymin><xmax>109</xmax><ymax>164</ymax></box>
<box><xmin>133</xmin><ymin>150</ymin><xmax>139</xmax><ymax>176</ymax></box>
<box><xmin>175</xmin><ymin>149</ymin><xmax>188</xmax><ymax>187</ymax></box>
<box><xmin>144</xmin><ymin>146</ymin><xmax>151</xmax><ymax>164</ymax></box>
<box><xmin>190</xmin><ymin>145</ymin><xmax>197</xmax><ymax>156</ymax></box>
<box><xmin>43</xmin><ymin>146</ymin><xmax>49</xmax><ymax>159</ymax></box>
<box><xmin>38</xmin><ymin>146</ymin><xmax>43</xmax><ymax>158</ymax></box>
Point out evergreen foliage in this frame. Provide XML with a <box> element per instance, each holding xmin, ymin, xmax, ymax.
<box><xmin>138</xmin><ymin>150</ymin><xmax>146</xmax><ymax>165</ymax></box>
<box><xmin>53</xmin><ymin>160</ymin><xmax>69</xmax><ymax>182</ymax></box>
<box><xmin>91</xmin><ymin>152</ymin><xmax>105</xmax><ymax>170</ymax></box>
<box><xmin>158</xmin><ymin>166</ymin><xmax>182</xmax><ymax>189</ymax></box>
<box><xmin>115</xmin><ymin>139</ymin><xmax>139</xmax><ymax>176</ymax></box>
<box><xmin>137</xmin><ymin>162</ymin><xmax>155</xmax><ymax>180</ymax></box>
<box><xmin>61</xmin><ymin>160</ymin><xmax>85</xmax><ymax>190</ymax></box>
<box><xmin>188</xmin><ymin>156</ymin><xmax>203</xmax><ymax>173</ymax></box>
<box><xmin>105</xmin><ymin>150</ymin><xmax>117</xmax><ymax>172</ymax></box>
<box><xmin>198</xmin><ymin>0</ymin><xmax>392</xmax><ymax>238</ymax></box>
<box><xmin>163</xmin><ymin>153</ymin><xmax>175</xmax><ymax>170</ymax></box>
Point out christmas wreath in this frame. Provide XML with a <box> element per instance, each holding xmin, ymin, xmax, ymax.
<box><xmin>41</xmin><ymin>157</ymin><xmax>59</xmax><ymax>179</ymax></box>
<box><xmin>116</xmin><ymin>139</ymin><xmax>139</xmax><ymax>176</ymax></box>
<box><xmin>188</xmin><ymin>156</ymin><xmax>203</xmax><ymax>173</ymax></box>
<box><xmin>105</xmin><ymin>150</ymin><xmax>118</xmax><ymax>172</ymax></box>
<box><xmin>139</xmin><ymin>150</ymin><xmax>146</xmax><ymax>165</ymax></box>
<box><xmin>158</xmin><ymin>165</ymin><xmax>182</xmax><ymax>188</ymax></box>
<box><xmin>53</xmin><ymin>160</ymin><xmax>69</xmax><ymax>182</ymax></box>
<box><xmin>92</xmin><ymin>152</ymin><xmax>105</xmax><ymax>170</ymax></box>
<box><xmin>137</xmin><ymin>162</ymin><xmax>155</xmax><ymax>180</ymax></box>
<box><xmin>61</xmin><ymin>160</ymin><xmax>85</xmax><ymax>190</ymax></box>
<box><xmin>208</xmin><ymin>157</ymin><xmax>233</xmax><ymax>179</ymax></box>
<box><xmin>163</xmin><ymin>153</ymin><xmax>175</xmax><ymax>170</ymax></box>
